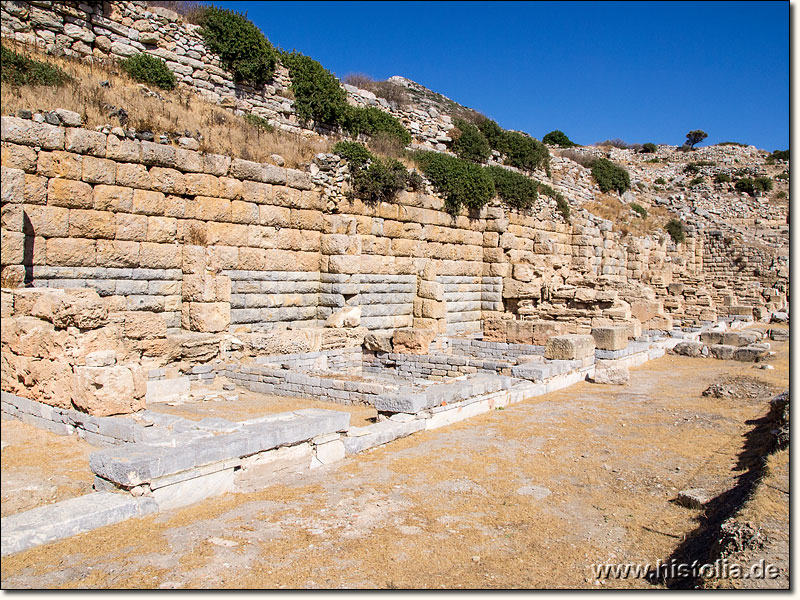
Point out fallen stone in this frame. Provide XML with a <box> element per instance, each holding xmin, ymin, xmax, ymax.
<box><xmin>671</xmin><ymin>341</ymin><xmax>706</xmax><ymax>357</ymax></box>
<box><xmin>770</xmin><ymin>312</ymin><xmax>789</xmax><ymax>323</ymax></box>
<box><xmin>734</xmin><ymin>345</ymin><xmax>769</xmax><ymax>362</ymax></box>
<box><xmin>363</xmin><ymin>333</ymin><xmax>392</xmax><ymax>353</ymax></box>
<box><xmin>676</xmin><ymin>488</ymin><xmax>712</xmax><ymax>509</ymax></box>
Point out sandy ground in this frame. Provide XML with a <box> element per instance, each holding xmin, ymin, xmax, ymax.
<box><xmin>0</xmin><ymin>325</ymin><xmax>788</xmax><ymax>589</ymax></box>
<box><xmin>1</xmin><ymin>420</ymin><xmax>96</xmax><ymax>518</ymax></box>
<box><xmin>148</xmin><ymin>388</ymin><xmax>378</xmax><ymax>428</ymax></box>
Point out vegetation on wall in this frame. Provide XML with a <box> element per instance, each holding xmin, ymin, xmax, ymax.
<box><xmin>665</xmin><ymin>218</ymin><xmax>686</xmax><ymax>244</ymax></box>
<box><xmin>412</xmin><ymin>151</ymin><xmax>495</xmax><ymax>215</ymax></box>
<box><xmin>198</xmin><ymin>7</ymin><xmax>277</xmax><ymax>87</ymax></box>
<box><xmin>590</xmin><ymin>158</ymin><xmax>631</xmax><ymax>194</ymax></box>
<box><xmin>451</xmin><ymin>118</ymin><xmax>491</xmax><ymax>163</ymax></box>
<box><xmin>499</xmin><ymin>130</ymin><xmax>551</xmax><ymax>175</ymax></box>
<box><xmin>120</xmin><ymin>53</ymin><xmax>177</xmax><ymax>90</ymax></box>
<box><xmin>332</xmin><ymin>141</ymin><xmax>419</xmax><ymax>204</ymax></box>
<box><xmin>281</xmin><ymin>50</ymin><xmax>348</xmax><ymax>126</ymax></box>
<box><xmin>485</xmin><ymin>166</ymin><xmax>538</xmax><ymax>209</ymax></box>
<box><xmin>1</xmin><ymin>45</ymin><xmax>69</xmax><ymax>86</ymax></box>
<box><xmin>342</xmin><ymin>105</ymin><xmax>411</xmax><ymax>147</ymax></box>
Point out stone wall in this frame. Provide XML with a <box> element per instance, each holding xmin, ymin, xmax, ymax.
<box><xmin>3</xmin><ymin>110</ymin><xmax>780</xmax><ymax>341</ymax></box>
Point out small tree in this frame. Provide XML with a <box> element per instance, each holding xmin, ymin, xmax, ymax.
<box><xmin>542</xmin><ymin>129</ymin><xmax>576</xmax><ymax>148</ymax></box>
<box><xmin>665</xmin><ymin>218</ymin><xmax>686</xmax><ymax>244</ymax></box>
<box><xmin>641</xmin><ymin>142</ymin><xmax>657</xmax><ymax>153</ymax></box>
<box><xmin>685</xmin><ymin>130</ymin><xmax>708</xmax><ymax>150</ymax></box>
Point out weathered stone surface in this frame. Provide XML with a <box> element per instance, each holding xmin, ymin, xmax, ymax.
<box><xmin>363</xmin><ymin>334</ymin><xmax>392</xmax><ymax>353</ymax></box>
<box><xmin>672</xmin><ymin>341</ymin><xmax>706</xmax><ymax>357</ymax></box>
<box><xmin>325</xmin><ymin>306</ymin><xmax>361</xmax><ymax>328</ymax></box>
<box><xmin>72</xmin><ymin>364</ymin><xmax>146</xmax><ymax>416</ymax></box>
<box><xmin>392</xmin><ymin>328</ymin><xmax>436</xmax><ymax>355</ymax></box>
<box><xmin>185</xmin><ymin>302</ymin><xmax>230</xmax><ymax>333</ymax></box>
<box><xmin>588</xmin><ymin>366</ymin><xmax>629</xmax><ymax>385</ymax></box>
<box><xmin>343</xmin><ymin>420</ymin><xmax>425</xmax><ymax>455</ymax></box>
<box><xmin>676</xmin><ymin>488</ymin><xmax>712</xmax><ymax>509</ymax></box>
<box><xmin>591</xmin><ymin>326</ymin><xmax>628</xmax><ymax>351</ymax></box>
<box><xmin>0</xmin><ymin>492</ymin><xmax>157</xmax><ymax>557</ymax></box>
<box><xmin>123</xmin><ymin>311</ymin><xmax>167</xmax><ymax>340</ymax></box>
<box><xmin>544</xmin><ymin>334</ymin><xmax>595</xmax><ymax>360</ymax></box>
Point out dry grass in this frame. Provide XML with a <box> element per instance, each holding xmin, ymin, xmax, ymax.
<box><xmin>0</xmin><ymin>41</ymin><xmax>330</xmax><ymax>168</ymax></box>
<box><xmin>584</xmin><ymin>192</ymin><xmax>672</xmax><ymax>238</ymax></box>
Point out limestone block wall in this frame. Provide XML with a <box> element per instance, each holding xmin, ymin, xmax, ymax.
<box><xmin>1</xmin><ymin>113</ymin><xmax>784</xmax><ymax>341</ymax></box>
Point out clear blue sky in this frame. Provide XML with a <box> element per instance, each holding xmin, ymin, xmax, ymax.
<box><xmin>213</xmin><ymin>1</ymin><xmax>789</xmax><ymax>151</ymax></box>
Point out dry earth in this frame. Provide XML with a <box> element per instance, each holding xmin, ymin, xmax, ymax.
<box><xmin>0</xmin><ymin>326</ymin><xmax>789</xmax><ymax>589</ymax></box>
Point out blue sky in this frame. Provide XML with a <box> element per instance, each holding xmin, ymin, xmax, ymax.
<box><xmin>214</xmin><ymin>1</ymin><xmax>789</xmax><ymax>150</ymax></box>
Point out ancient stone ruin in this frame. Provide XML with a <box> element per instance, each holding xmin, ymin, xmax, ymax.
<box><xmin>0</xmin><ymin>0</ymin><xmax>788</xmax><ymax>559</ymax></box>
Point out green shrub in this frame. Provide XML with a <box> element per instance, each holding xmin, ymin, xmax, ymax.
<box><xmin>641</xmin><ymin>142</ymin><xmax>657</xmax><ymax>153</ymax></box>
<box><xmin>333</xmin><ymin>141</ymin><xmax>412</xmax><ymax>204</ymax></box>
<box><xmin>476</xmin><ymin>117</ymin><xmax>505</xmax><ymax>150</ymax></box>
<box><xmin>630</xmin><ymin>203</ymin><xmax>648</xmax><ymax>218</ymax></box>
<box><xmin>665</xmin><ymin>219</ymin><xmax>686</xmax><ymax>244</ymax></box>
<box><xmin>342</xmin><ymin>105</ymin><xmax>411</xmax><ymax>147</ymax></box>
<box><xmin>485</xmin><ymin>165</ymin><xmax>538</xmax><ymax>209</ymax></box>
<box><xmin>243</xmin><ymin>112</ymin><xmax>274</xmax><ymax>132</ymax></box>
<box><xmin>451</xmin><ymin>118</ymin><xmax>491</xmax><ymax>163</ymax></box>
<box><xmin>754</xmin><ymin>176</ymin><xmax>773</xmax><ymax>193</ymax></box>
<box><xmin>776</xmin><ymin>172</ymin><xmax>789</xmax><ymax>181</ymax></box>
<box><xmin>689</xmin><ymin>176</ymin><xmax>704</xmax><ymax>187</ymax></box>
<box><xmin>775</xmin><ymin>190</ymin><xmax>787</xmax><ymax>199</ymax></box>
<box><xmin>713</xmin><ymin>173</ymin><xmax>731</xmax><ymax>184</ymax></box>
<box><xmin>654</xmin><ymin>177</ymin><xmax>667</xmax><ymax>185</ymax></box>
<box><xmin>590</xmin><ymin>158</ymin><xmax>630</xmax><ymax>194</ymax></box>
<box><xmin>198</xmin><ymin>7</ymin><xmax>277</xmax><ymax>87</ymax></box>
<box><xmin>499</xmin><ymin>130</ymin><xmax>550</xmax><ymax>174</ymax></box>
<box><xmin>281</xmin><ymin>51</ymin><xmax>348</xmax><ymax>126</ymax></box>
<box><xmin>735</xmin><ymin>178</ymin><xmax>756</xmax><ymax>196</ymax></box>
<box><xmin>121</xmin><ymin>53</ymin><xmax>176</xmax><ymax>90</ymax></box>
<box><xmin>350</xmin><ymin>157</ymin><xmax>409</xmax><ymax>204</ymax></box>
<box><xmin>542</xmin><ymin>129</ymin><xmax>576</xmax><ymax>148</ymax></box>
<box><xmin>646</xmin><ymin>158</ymin><xmax>661</xmax><ymax>164</ymax></box>
<box><xmin>332</xmin><ymin>140</ymin><xmax>374</xmax><ymax>169</ymax></box>
<box><xmin>413</xmin><ymin>151</ymin><xmax>495</xmax><ymax>215</ymax></box>
<box><xmin>1</xmin><ymin>45</ymin><xmax>69</xmax><ymax>86</ymax></box>
<box><xmin>717</xmin><ymin>141</ymin><xmax>747</xmax><ymax>147</ymax></box>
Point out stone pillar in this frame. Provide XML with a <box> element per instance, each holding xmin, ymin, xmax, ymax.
<box><xmin>413</xmin><ymin>262</ymin><xmax>446</xmax><ymax>333</ymax></box>
<box><xmin>181</xmin><ymin>245</ymin><xmax>230</xmax><ymax>332</ymax></box>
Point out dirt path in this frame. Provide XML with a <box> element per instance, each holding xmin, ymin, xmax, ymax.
<box><xmin>1</xmin><ymin>420</ymin><xmax>96</xmax><ymax>518</ymax></box>
<box><xmin>1</xmin><ymin>330</ymin><xmax>788</xmax><ymax>589</ymax></box>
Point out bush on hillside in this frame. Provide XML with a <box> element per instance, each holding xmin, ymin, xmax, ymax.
<box><xmin>198</xmin><ymin>7</ymin><xmax>277</xmax><ymax>87</ymax></box>
<box><xmin>665</xmin><ymin>219</ymin><xmax>686</xmax><ymax>244</ymax></box>
<box><xmin>641</xmin><ymin>142</ymin><xmax>657</xmax><ymax>153</ymax></box>
<box><xmin>590</xmin><ymin>158</ymin><xmax>630</xmax><ymax>194</ymax></box>
<box><xmin>485</xmin><ymin>165</ymin><xmax>538</xmax><ymax>209</ymax></box>
<box><xmin>499</xmin><ymin>130</ymin><xmax>550</xmax><ymax>174</ymax></box>
<box><xmin>332</xmin><ymin>140</ymin><xmax>373</xmax><ymax>169</ymax></box>
<box><xmin>1</xmin><ymin>45</ymin><xmax>69</xmax><ymax>86</ymax></box>
<box><xmin>451</xmin><ymin>118</ymin><xmax>491</xmax><ymax>163</ymax></box>
<box><xmin>542</xmin><ymin>129</ymin><xmax>576</xmax><ymax>148</ymax></box>
<box><xmin>242</xmin><ymin>112</ymin><xmax>274</xmax><ymax>132</ymax></box>
<box><xmin>281</xmin><ymin>51</ymin><xmax>348</xmax><ymax>126</ymax></box>
<box><xmin>654</xmin><ymin>177</ymin><xmax>667</xmax><ymax>185</ymax></box>
<box><xmin>476</xmin><ymin>117</ymin><xmax>505</xmax><ymax>151</ymax></box>
<box><xmin>734</xmin><ymin>177</ymin><xmax>772</xmax><ymax>197</ymax></box>
<box><xmin>766</xmin><ymin>149</ymin><xmax>789</xmax><ymax>164</ymax></box>
<box><xmin>342</xmin><ymin>105</ymin><xmax>411</xmax><ymax>147</ymax></box>
<box><xmin>689</xmin><ymin>176</ymin><xmax>704</xmax><ymax>187</ymax></box>
<box><xmin>413</xmin><ymin>151</ymin><xmax>495</xmax><ymax>215</ymax></box>
<box><xmin>630</xmin><ymin>203</ymin><xmax>648</xmax><ymax>218</ymax></box>
<box><xmin>713</xmin><ymin>173</ymin><xmax>731</xmax><ymax>184</ymax></box>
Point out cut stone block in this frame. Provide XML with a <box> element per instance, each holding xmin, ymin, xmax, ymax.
<box><xmin>734</xmin><ymin>345</ymin><xmax>769</xmax><ymax>362</ymax></box>
<box><xmin>313</xmin><ymin>439</ymin><xmax>345</xmax><ymax>466</ymax></box>
<box><xmin>152</xmin><ymin>468</ymin><xmax>235</xmax><ymax>511</ymax></box>
<box><xmin>591</xmin><ymin>326</ymin><xmax>628</xmax><ymax>351</ymax></box>
<box><xmin>343</xmin><ymin>420</ymin><xmax>425</xmax><ymax>455</ymax></box>
<box><xmin>671</xmin><ymin>341</ymin><xmax>706</xmax><ymax>357</ymax></box>
<box><xmin>588</xmin><ymin>366</ymin><xmax>629</xmax><ymax>385</ymax></box>
<box><xmin>544</xmin><ymin>334</ymin><xmax>596</xmax><ymax>360</ymax></box>
<box><xmin>1</xmin><ymin>493</ymin><xmax>157</xmax><ymax>557</ymax></box>
<box><xmin>676</xmin><ymin>488</ymin><xmax>712</xmax><ymax>509</ymax></box>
